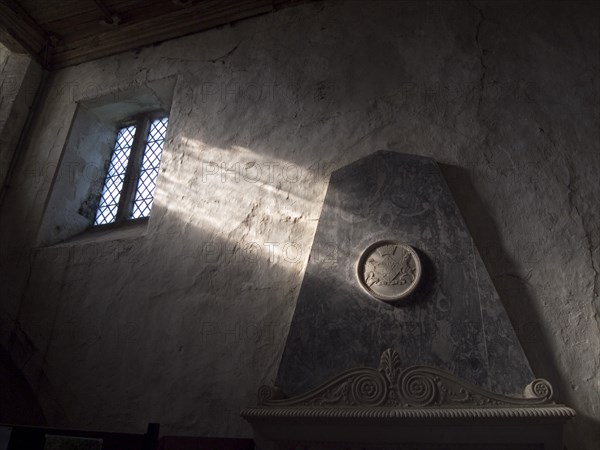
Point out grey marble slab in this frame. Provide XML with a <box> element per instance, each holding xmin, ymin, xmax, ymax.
<box><xmin>276</xmin><ymin>151</ymin><xmax>534</xmax><ymax>396</ymax></box>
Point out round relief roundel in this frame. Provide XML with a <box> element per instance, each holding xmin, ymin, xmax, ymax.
<box><xmin>357</xmin><ymin>240</ymin><xmax>421</xmax><ymax>302</ymax></box>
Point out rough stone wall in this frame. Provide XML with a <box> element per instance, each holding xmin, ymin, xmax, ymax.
<box><xmin>0</xmin><ymin>0</ymin><xmax>598</xmax><ymax>448</ymax></box>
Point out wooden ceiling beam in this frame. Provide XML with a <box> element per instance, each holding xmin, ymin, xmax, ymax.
<box><xmin>2</xmin><ymin>0</ymin><xmax>310</xmax><ymax>69</ymax></box>
<box><xmin>0</xmin><ymin>0</ymin><xmax>49</xmax><ymax>63</ymax></box>
<box><xmin>50</xmin><ymin>0</ymin><xmax>278</xmax><ymax>68</ymax></box>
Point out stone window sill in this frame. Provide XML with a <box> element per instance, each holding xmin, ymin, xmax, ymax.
<box><xmin>46</xmin><ymin>217</ymin><xmax>149</xmax><ymax>247</ymax></box>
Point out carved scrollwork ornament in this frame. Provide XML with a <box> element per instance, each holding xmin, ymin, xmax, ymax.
<box><xmin>257</xmin><ymin>385</ymin><xmax>286</xmax><ymax>404</ymax></box>
<box><xmin>524</xmin><ymin>378</ymin><xmax>553</xmax><ymax>401</ymax></box>
<box><xmin>351</xmin><ymin>372</ymin><xmax>387</xmax><ymax>406</ymax></box>
<box><xmin>256</xmin><ymin>348</ymin><xmax>561</xmax><ymax>410</ymax></box>
<box><xmin>398</xmin><ymin>368</ymin><xmax>438</xmax><ymax>407</ymax></box>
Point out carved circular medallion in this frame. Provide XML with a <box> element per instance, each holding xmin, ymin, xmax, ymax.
<box><xmin>357</xmin><ymin>241</ymin><xmax>421</xmax><ymax>302</ymax></box>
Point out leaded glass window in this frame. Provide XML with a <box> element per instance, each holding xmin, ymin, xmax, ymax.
<box><xmin>94</xmin><ymin>114</ymin><xmax>168</xmax><ymax>226</ymax></box>
<box><xmin>131</xmin><ymin>117</ymin><xmax>168</xmax><ymax>219</ymax></box>
<box><xmin>94</xmin><ymin>125</ymin><xmax>136</xmax><ymax>225</ymax></box>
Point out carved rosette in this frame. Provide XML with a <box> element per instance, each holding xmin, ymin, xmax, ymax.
<box><xmin>257</xmin><ymin>349</ymin><xmax>557</xmax><ymax>409</ymax></box>
<box><xmin>357</xmin><ymin>241</ymin><xmax>421</xmax><ymax>303</ymax></box>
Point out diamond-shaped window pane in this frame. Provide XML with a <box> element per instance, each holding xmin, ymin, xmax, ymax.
<box><xmin>94</xmin><ymin>125</ymin><xmax>136</xmax><ymax>225</ymax></box>
<box><xmin>131</xmin><ymin>118</ymin><xmax>168</xmax><ymax>219</ymax></box>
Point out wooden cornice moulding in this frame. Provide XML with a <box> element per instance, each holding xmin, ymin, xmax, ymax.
<box><xmin>241</xmin><ymin>348</ymin><xmax>575</xmax><ymax>422</ymax></box>
<box><xmin>0</xmin><ymin>0</ymin><xmax>48</xmax><ymax>59</ymax></box>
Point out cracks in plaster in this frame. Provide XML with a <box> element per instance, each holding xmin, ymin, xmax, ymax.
<box><xmin>210</xmin><ymin>42</ymin><xmax>241</xmax><ymax>64</ymax></box>
<box><xmin>13</xmin><ymin>248</ymin><xmax>35</xmax><ymax>330</ymax></box>
<box><xmin>499</xmin><ymin>146</ymin><xmax>517</xmax><ymax>172</ymax></box>
<box><xmin>468</xmin><ymin>1</ymin><xmax>488</xmax><ymax>110</ymax></box>
<box><xmin>0</xmin><ymin>55</ymin><xmax>8</xmax><ymax>73</ymax></box>
<box><xmin>565</xmin><ymin>160</ymin><xmax>600</xmax><ymax>334</ymax></box>
<box><xmin>541</xmin><ymin>123</ymin><xmax>600</xmax><ymax>331</ymax></box>
<box><xmin>524</xmin><ymin>122</ymin><xmax>600</xmax><ymax>344</ymax></box>
<box><xmin>45</xmin><ymin>123</ymin><xmax>66</xmax><ymax>160</ymax></box>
